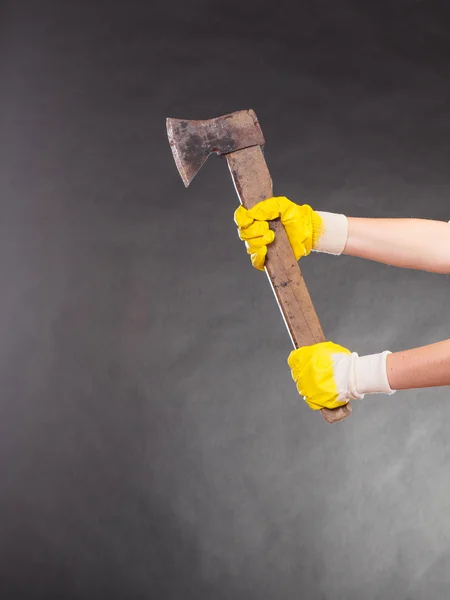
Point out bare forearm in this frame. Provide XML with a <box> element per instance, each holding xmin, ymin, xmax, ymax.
<box><xmin>343</xmin><ymin>217</ymin><xmax>450</xmax><ymax>274</ymax></box>
<box><xmin>387</xmin><ymin>339</ymin><xmax>450</xmax><ymax>390</ymax></box>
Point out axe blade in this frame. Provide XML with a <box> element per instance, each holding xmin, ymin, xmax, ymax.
<box><xmin>166</xmin><ymin>110</ymin><xmax>265</xmax><ymax>187</ymax></box>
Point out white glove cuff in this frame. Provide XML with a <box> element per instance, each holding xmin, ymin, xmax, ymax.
<box><xmin>331</xmin><ymin>352</ymin><xmax>364</xmax><ymax>401</ymax></box>
<box><xmin>313</xmin><ymin>212</ymin><xmax>349</xmax><ymax>255</ymax></box>
<box><xmin>354</xmin><ymin>350</ymin><xmax>396</xmax><ymax>397</ymax></box>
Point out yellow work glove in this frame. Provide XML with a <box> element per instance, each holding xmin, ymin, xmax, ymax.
<box><xmin>288</xmin><ymin>341</ymin><xmax>395</xmax><ymax>411</ymax></box>
<box><xmin>234</xmin><ymin>197</ymin><xmax>322</xmax><ymax>271</ymax></box>
<box><xmin>234</xmin><ymin>196</ymin><xmax>348</xmax><ymax>271</ymax></box>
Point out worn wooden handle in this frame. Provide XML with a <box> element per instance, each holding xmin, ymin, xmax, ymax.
<box><xmin>226</xmin><ymin>146</ymin><xmax>351</xmax><ymax>424</ymax></box>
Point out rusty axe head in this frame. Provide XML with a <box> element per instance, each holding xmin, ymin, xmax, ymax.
<box><xmin>166</xmin><ymin>109</ymin><xmax>265</xmax><ymax>187</ymax></box>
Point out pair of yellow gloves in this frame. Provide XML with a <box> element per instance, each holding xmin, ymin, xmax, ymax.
<box><xmin>234</xmin><ymin>196</ymin><xmax>395</xmax><ymax>412</ymax></box>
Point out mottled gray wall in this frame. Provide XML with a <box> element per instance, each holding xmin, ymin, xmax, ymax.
<box><xmin>1</xmin><ymin>1</ymin><xmax>450</xmax><ymax>598</ymax></box>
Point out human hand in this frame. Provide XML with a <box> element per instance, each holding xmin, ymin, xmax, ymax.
<box><xmin>234</xmin><ymin>196</ymin><xmax>324</xmax><ymax>271</ymax></box>
<box><xmin>288</xmin><ymin>341</ymin><xmax>395</xmax><ymax>411</ymax></box>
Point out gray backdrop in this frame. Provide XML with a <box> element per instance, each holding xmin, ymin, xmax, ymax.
<box><xmin>1</xmin><ymin>1</ymin><xmax>450</xmax><ymax>598</ymax></box>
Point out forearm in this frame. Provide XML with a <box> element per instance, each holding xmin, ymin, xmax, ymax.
<box><xmin>343</xmin><ymin>217</ymin><xmax>450</xmax><ymax>274</ymax></box>
<box><xmin>386</xmin><ymin>339</ymin><xmax>450</xmax><ymax>390</ymax></box>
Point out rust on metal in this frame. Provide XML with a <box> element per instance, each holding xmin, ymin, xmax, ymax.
<box><xmin>166</xmin><ymin>110</ymin><xmax>265</xmax><ymax>187</ymax></box>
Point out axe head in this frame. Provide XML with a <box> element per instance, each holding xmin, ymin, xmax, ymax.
<box><xmin>166</xmin><ymin>109</ymin><xmax>265</xmax><ymax>187</ymax></box>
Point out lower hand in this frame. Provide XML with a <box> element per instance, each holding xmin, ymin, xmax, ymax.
<box><xmin>288</xmin><ymin>341</ymin><xmax>395</xmax><ymax>411</ymax></box>
<box><xmin>288</xmin><ymin>341</ymin><xmax>358</xmax><ymax>411</ymax></box>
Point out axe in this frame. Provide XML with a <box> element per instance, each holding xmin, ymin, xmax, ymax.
<box><xmin>166</xmin><ymin>109</ymin><xmax>351</xmax><ymax>424</ymax></box>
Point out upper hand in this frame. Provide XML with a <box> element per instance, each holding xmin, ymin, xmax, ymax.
<box><xmin>234</xmin><ymin>196</ymin><xmax>324</xmax><ymax>271</ymax></box>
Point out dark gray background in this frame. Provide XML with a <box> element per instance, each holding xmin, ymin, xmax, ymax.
<box><xmin>1</xmin><ymin>1</ymin><xmax>450</xmax><ymax>598</ymax></box>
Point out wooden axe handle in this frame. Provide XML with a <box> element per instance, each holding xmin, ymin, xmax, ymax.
<box><xmin>226</xmin><ymin>146</ymin><xmax>351</xmax><ymax>424</ymax></box>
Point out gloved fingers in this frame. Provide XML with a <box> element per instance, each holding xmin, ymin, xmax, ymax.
<box><xmin>287</xmin><ymin>345</ymin><xmax>314</xmax><ymax>370</ymax></box>
<box><xmin>234</xmin><ymin>198</ymin><xmax>285</xmax><ymax>228</ymax></box>
<box><xmin>245</xmin><ymin>197</ymin><xmax>286</xmax><ymax>222</ymax></box>
<box><xmin>234</xmin><ymin>205</ymin><xmax>254</xmax><ymax>229</ymax></box>
<box><xmin>250</xmin><ymin>246</ymin><xmax>267</xmax><ymax>271</ymax></box>
<box><xmin>293</xmin><ymin>380</ymin><xmax>322</xmax><ymax>411</ymax></box>
<box><xmin>298</xmin><ymin>382</ymin><xmax>349</xmax><ymax>411</ymax></box>
<box><xmin>237</xmin><ymin>220</ymin><xmax>271</xmax><ymax>241</ymax></box>
<box><xmin>244</xmin><ymin>231</ymin><xmax>275</xmax><ymax>253</ymax></box>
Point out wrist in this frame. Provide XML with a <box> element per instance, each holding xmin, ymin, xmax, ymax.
<box><xmin>354</xmin><ymin>351</ymin><xmax>396</xmax><ymax>398</ymax></box>
<box><xmin>312</xmin><ymin>211</ymin><xmax>348</xmax><ymax>255</ymax></box>
<box><xmin>332</xmin><ymin>350</ymin><xmax>396</xmax><ymax>401</ymax></box>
